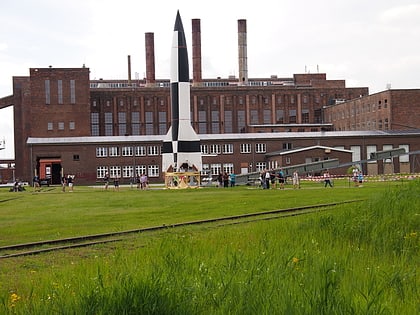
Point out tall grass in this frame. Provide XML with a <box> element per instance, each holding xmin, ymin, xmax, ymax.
<box><xmin>1</xmin><ymin>181</ymin><xmax>418</xmax><ymax>314</ymax></box>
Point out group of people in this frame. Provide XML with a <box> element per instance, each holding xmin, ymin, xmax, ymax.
<box><xmin>61</xmin><ymin>174</ymin><xmax>75</xmax><ymax>192</ymax></box>
<box><xmin>103</xmin><ymin>173</ymin><xmax>149</xmax><ymax>190</ymax></box>
<box><xmin>352</xmin><ymin>167</ymin><xmax>364</xmax><ymax>187</ymax></box>
<box><xmin>259</xmin><ymin>169</ymin><xmax>300</xmax><ymax>190</ymax></box>
<box><xmin>217</xmin><ymin>172</ymin><xmax>236</xmax><ymax>187</ymax></box>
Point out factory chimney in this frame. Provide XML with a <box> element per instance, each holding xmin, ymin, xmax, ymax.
<box><xmin>145</xmin><ymin>32</ymin><xmax>156</xmax><ymax>86</ymax></box>
<box><xmin>192</xmin><ymin>19</ymin><xmax>202</xmax><ymax>86</ymax></box>
<box><xmin>238</xmin><ymin>19</ymin><xmax>248</xmax><ymax>86</ymax></box>
<box><xmin>127</xmin><ymin>55</ymin><xmax>132</xmax><ymax>85</ymax></box>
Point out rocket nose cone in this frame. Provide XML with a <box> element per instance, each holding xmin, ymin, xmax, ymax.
<box><xmin>174</xmin><ymin>11</ymin><xmax>185</xmax><ymax>33</ymax></box>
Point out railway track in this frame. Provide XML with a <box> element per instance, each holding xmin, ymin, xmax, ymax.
<box><xmin>0</xmin><ymin>199</ymin><xmax>362</xmax><ymax>259</ymax></box>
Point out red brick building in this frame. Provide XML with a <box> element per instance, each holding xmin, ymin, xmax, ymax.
<box><xmin>1</xmin><ymin>18</ymin><xmax>419</xmax><ymax>185</ymax></box>
<box><xmin>324</xmin><ymin>89</ymin><xmax>420</xmax><ymax>131</ymax></box>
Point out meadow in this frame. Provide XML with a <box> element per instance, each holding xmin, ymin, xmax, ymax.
<box><xmin>0</xmin><ymin>179</ymin><xmax>418</xmax><ymax>314</ymax></box>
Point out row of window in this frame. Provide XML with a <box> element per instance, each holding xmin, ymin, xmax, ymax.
<box><xmin>97</xmin><ymin>165</ymin><xmax>159</xmax><ymax>179</ymax></box>
<box><xmin>95</xmin><ymin>143</ymin><xmax>268</xmax><ymax>158</ymax></box>
<box><xmin>45</xmin><ymin>79</ymin><xmax>76</xmax><ymax>105</ymax></box>
<box><xmin>96</xmin><ymin>146</ymin><xmax>160</xmax><ymax>157</ymax></box>
<box><xmin>47</xmin><ymin>121</ymin><xmax>75</xmax><ymax>131</ymax></box>
<box><xmin>90</xmin><ymin>93</ymin><xmax>326</xmax><ymax>108</ymax></box>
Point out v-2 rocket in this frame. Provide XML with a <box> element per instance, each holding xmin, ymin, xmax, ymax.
<box><xmin>162</xmin><ymin>11</ymin><xmax>202</xmax><ymax>173</ymax></box>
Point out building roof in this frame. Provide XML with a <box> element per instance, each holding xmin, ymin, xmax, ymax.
<box><xmin>26</xmin><ymin>130</ymin><xmax>420</xmax><ymax>146</ymax></box>
<box><xmin>265</xmin><ymin>145</ymin><xmax>353</xmax><ymax>157</ymax></box>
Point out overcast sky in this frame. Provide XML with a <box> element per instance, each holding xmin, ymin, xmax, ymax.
<box><xmin>1</xmin><ymin>0</ymin><xmax>419</xmax><ymax>158</ymax></box>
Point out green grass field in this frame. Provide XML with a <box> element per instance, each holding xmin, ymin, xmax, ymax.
<box><xmin>0</xmin><ymin>179</ymin><xmax>418</xmax><ymax>314</ymax></box>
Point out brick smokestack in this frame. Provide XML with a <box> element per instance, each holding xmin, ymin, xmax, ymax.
<box><xmin>145</xmin><ymin>32</ymin><xmax>155</xmax><ymax>86</ymax></box>
<box><xmin>238</xmin><ymin>19</ymin><xmax>248</xmax><ymax>86</ymax></box>
<box><xmin>192</xmin><ymin>19</ymin><xmax>202</xmax><ymax>86</ymax></box>
<box><xmin>127</xmin><ymin>55</ymin><xmax>132</xmax><ymax>85</ymax></box>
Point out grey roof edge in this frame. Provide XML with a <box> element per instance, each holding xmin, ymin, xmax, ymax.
<box><xmin>26</xmin><ymin>130</ymin><xmax>420</xmax><ymax>145</ymax></box>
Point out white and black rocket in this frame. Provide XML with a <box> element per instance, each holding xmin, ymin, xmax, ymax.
<box><xmin>162</xmin><ymin>11</ymin><xmax>202</xmax><ymax>173</ymax></box>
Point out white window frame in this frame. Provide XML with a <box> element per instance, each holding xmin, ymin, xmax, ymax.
<box><xmin>135</xmin><ymin>165</ymin><xmax>147</xmax><ymax>176</ymax></box>
<box><xmin>109</xmin><ymin>166</ymin><xmax>121</xmax><ymax>178</ymax></box>
<box><xmin>210</xmin><ymin>163</ymin><xmax>222</xmax><ymax>176</ymax></box>
<box><xmin>210</xmin><ymin>144</ymin><xmax>221</xmax><ymax>155</ymax></box>
<box><xmin>122</xmin><ymin>146</ymin><xmax>133</xmax><ymax>157</ymax></box>
<box><xmin>96</xmin><ymin>147</ymin><xmax>108</xmax><ymax>157</ymax></box>
<box><xmin>122</xmin><ymin>166</ymin><xmax>134</xmax><ymax>178</ymax></box>
<box><xmin>240</xmin><ymin>143</ymin><xmax>251</xmax><ymax>154</ymax></box>
<box><xmin>148</xmin><ymin>146</ymin><xmax>159</xmax><ymax>156</ymax></box>
<box><xmin>222</xmin><ymin>144</ymin><xmax>234</xmax><ymax>154</ymax></box>
<box><xmin>255</xmin><ymin>162</ymin><xmax>266</xmax><ymax>172</ymax></box>
<box><xmin>96</xmin><ymin>166</ymin><xmax>108</xmax><ymax>179</ymax></box>
<box><xmin>399</xmin><ymin>145</ymin><xmax>409</xmax><ymax>163</ymax></box>
<box><xmin>135</xmin><ymin>146</ymin><xmax>146</xmax><ymax>156</ymax></box>
<box><xmin>109</xmin><ymin>147</ymin><xmax>120</xmax><ymax>157</ymax></box>
<box><xmin>255</xmin><ymin>143</ymin><xmax>266</xmax><ymax>153</ymax></box>
<box><xmin>200</xmin><ymin>144</ymin><xmax>209</xmax><ymax>155</ymax></box>
<box><xmin>223</xmin><ymin>163</ymin><xmax>234</xmax><ymax>174</ymax></box>
<box><xmin>148</xmin><ymin>165</ymin><xmax>159</xmax><ymax>177</ymax></box>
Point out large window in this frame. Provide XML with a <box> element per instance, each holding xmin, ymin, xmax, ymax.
<box><xmin>255</xmin><ymin>143</ymin><xmax>266</xmax><ymax>153</ymax></box>
<box><xmin>145</xmin><ymin>111</ymin><xmax>154</xmax><ymax>135</ymax></box>
<box><xmin>118</xmin><ymin>112</ymin><xmax>126</xmax><ymax>136</ymax></box>
<box><xmin>96</xmin><ymin>166</ymin><xmax>108</xmax><ymax>179</ymax></box>
<box><xmin>105</xmin><ymin>112</ymin><xmax>113</xmax><ymax>136</ymax></box>
<box><xmin>198</xmin><ymin>110</ymin><xmax>207</xmax><ymax>134</ymax></box>
<box><xmin>159</xmin><ymin>111</ymin><xmax>167</xmax><ymax>135</ymax></box>
<box><xmin>148</xmin><ymin>165</ymin><xmax>159</xmax><ymax>177</ymax></box>
<box><xmin>91</xmin><ymin>113</ymin><xmax>99</xmax><ymax>136</ymax></box>
<box><xmin>122</xmin><ymin>166</ymin><xmax>134</xmax><ymax>178</ymax></box>
<box><xmin>132</xmin><ymin>112</ymin><xmax>140</xmax><ymax>135</ymax></box>
<box><xmin>399</xmin><ymin>145</ymin><xmax>409</xmax><ymax>163</ymax></box>
<box><xmin>366</xmin><ymin>145</ymin><xmax>377</xmax><ymax>163</ymax></box>
<box><xmin>109</xmin><ymin>166</ymin><xmax>121</xmax><ymax>178</ymax></box>
<box><xmin>70</xmin><ymin>80</ymin><xmax>76</xmax><ymax>104</ymax></box>
<box><xmin>223</xmin><ymin>163</ymin><xmax>234</xmax><ymax>174</ymax></box>
<box><xmin>222</xmin><ymin>144</ymin><xmax>233</xmax><ymax>154</ymax></box>
<box><xmin>45</xmin><ymin>80</ymin><xmax>50</xmax><ymax>104</ymax></box>
<box><xmin>255</xmin><ymin>162</ymin><xmax>266</xmax><ymax>172</ymax></box>
<box><xmin>148</xmin><ymin>146</ymin><xmax>159</xmax><ymax>156</ymax></box>
<box><xmin>210</xmin><ymin>163</ymin><xmax>222</xmax><ymax>176</ymax></box>
<box><xmin>240</xmin><ymin>143</ymin><xmax>251</xmax><ymax>153</ymax></box>
<box><xmin>224</xmin><ymin>110</ymin><xmax>232</xmax><ymax>133</ymax></box>
<box><xmin>58</xmin><ymin>80</ymin><xmax>63</xmax><ymax>104</ymax></box>
<box><xmin>109</xmin><ymin>147</ymin><xmax>120</xmax><ymax>157</ymax></box>
<box><xmin>237</xmin><ymin>110</ymin><xmax>245</xmax><ymax>132</ymax></box>
<box><xmin>135</xmin><ymin>146</ymin><xmax>146</xmax><ymax>156</ymax></box>
<box><xmin>135</xmin><ymin>165</ymin><xmax>147</xmax><ymax>176</ymax></box>
<box><xmin>200</xmin><ymin>144</ymin><xmax>209</xmax><ymax>155</ymax></box>
<box><xmin>96</xmin><ymin>147</ymin><xmax>108</xmax><ymax>157</ymax></box>
<box><xmin>210</xmin><ymin>144</ymin><xmax>221</xmax><ymax>155</ymax></box>
<box><xmin>122</xmin><ymin>146</ymin><xmax>133</xmax><ymax>156</ymax></box>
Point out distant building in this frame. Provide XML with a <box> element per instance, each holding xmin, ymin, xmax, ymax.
<box><xmin>1</xmin><ymin>18</ymin><xmax>419</xmax><ymax>184</ymax></box>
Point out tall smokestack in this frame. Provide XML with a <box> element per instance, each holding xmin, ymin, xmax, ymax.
<box><xmin>238</xmin><ymin>19</ymin><xmax>248</xmax><ymax>86</ymax></box>
<box><xmin>127</xmin><ymin>55</ymin><xmax>132</xmax><ymax>85</ymax></box>
<box><xmin>192</xmin><ymin>19</ymin><xmax>202</xmax><ymax>86</ymax></box>
<box><xmin>145</xmin><ymin>32</ymin><xmax>156</xmax><ymax>87</ymax></box>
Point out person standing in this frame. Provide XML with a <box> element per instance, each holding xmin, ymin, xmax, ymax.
<box><xmin>67</xmin><ymin>175</ymin><xmax>74</xmax><ymax>192</ymax></box>
<box><xmin>113</xmin><ymin>176</ymin><xmax>120</xmax><ymax>191</ymax></box>
<box><xmin>324</xmin><ymin>170</ymin><xmax>333</xmax><ymax>187</ymax></box>
<box><xmin>104</xmin><ymin>172</ymin><xmax>110</xmax><ymax>190</ymax></box>
<box><xmin>292</xmin><ymin>170</ymin><xmax>300</xmax><ymax>189</ymax></box>
<box><xmin>61</xmin><ymin>175</ymin><xmax>67</xmax><ymax>192</ymax></box>
<box><xmin>265</xmin><ymin>169</ymin><xmax>271</xmax><ymax>189</ymax></box>
<box><xmin>229</xmin><ymin>173</ymin><xmax>236</xmax><ymax>187</ymax></box>
<box><xmin>278</xmin><ymin>168</ymin><xmax>285</xmax><ymax>189</ymax></box>
<box><xmin>223</xmin><ymin>172</ymin><xmax>229</xmax><ymax>188</ymax></box>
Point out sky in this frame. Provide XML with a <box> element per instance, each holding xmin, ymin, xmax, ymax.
<box><xmin>1</xmin><ymin>0</ymin><xmax>419</xmax><ymax>159</ymax></box>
